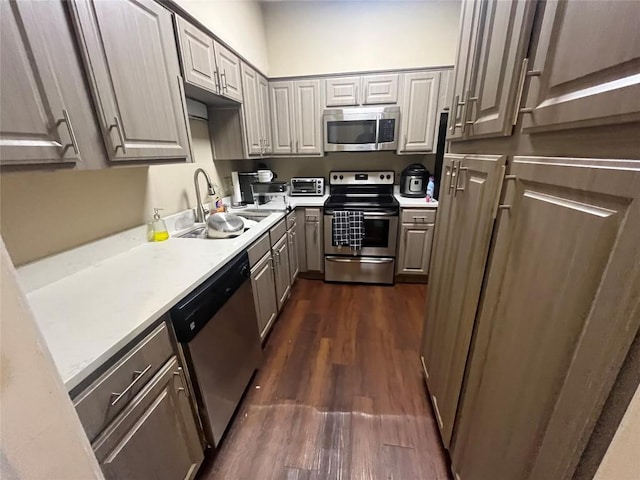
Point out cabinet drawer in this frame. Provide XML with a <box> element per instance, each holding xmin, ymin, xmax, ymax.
<box><xmin>286</xmin><ymin>210</ymin><xmax>297</xmax><ymax>230</ymax></box>
<box><xmin>248</xmin><ymin>233</ymin><xmax>270</xmax><ymax>268</ymax></box>
<box><xmin>401</xmin><ymin>209</ymin><xmax>436</xmax><ymax>224</ymax></box>
<box><xmin>269</xmin><ymin>218</ymin><xmax>287</xmax><ymax>246</ymax></box>
<box><xmin>304</xmin><ymin>208</ymin><xmax>322</xmax><ymax>222</ymax></box>
<box><xmin>73</xmin><ymin>322</ymin><xmax>173</xmax><ymax>442</ymax></box>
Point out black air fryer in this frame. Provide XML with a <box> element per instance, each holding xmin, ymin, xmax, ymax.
<box><xmin>400</xmin><ymin>163</ymin><xmax>429</xmax><ymax>198</ymax></box>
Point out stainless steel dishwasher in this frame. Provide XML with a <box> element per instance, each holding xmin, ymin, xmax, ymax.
<box><xmin>170</xmin><ymin>251</ymin><xmax>262</xmax><ymax>448</ymax></box>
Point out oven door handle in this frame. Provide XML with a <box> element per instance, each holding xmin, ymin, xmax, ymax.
<box><xmin>324</xmin><ymin>211</ymin><xmax>397</xmax><ymax>218</ymax></box>
<box><xmin>327</xmin><ymin>257</ymin><xmax>394</xmax><ymax>264</ymax></box>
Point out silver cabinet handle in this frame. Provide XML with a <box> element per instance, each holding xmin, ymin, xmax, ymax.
<box><xmin>173</xmin><ymin>366</ymin><xmax>189</xmax><ymax>396</ymax></box>
<box><xmin>269</xmin><ymin>257</ymin><xmax>275</xmax><ymax>271</ymax></box>
<box><xmin>455</xmin><ymin>165</ymin><xmax>468</xmax><ymax>197</ymax></box>
<box><xmin>221</xmin><ymin>70</ymin><xmax>228</xmax><ymax>91</ymax></box>
<box><xmin>448</xmin><ymin>161</ymin><xmax>458</xmax><ymax>193</ymax></box>
<box><xmin>404</xmin><ymin>134</ymin><xmax>408</xmax><ymax>150</ymax></box>
<box><xmin>61</xmin><ymin>109</ymin><xmax>79</xmax><ymax>155</ymax></box>
<box><xmin>295</xmin><ymin>140</ymin><xmax>299</xmax><ymax>153</ymax></box>
<box><xmin>512</xmin><ymin>58</ymin><xmax>541</xmax><ymax>125</ymax></box>
<box><xmin>110</xmin><ymin>364</ymin><xmax>152</xmax><ymax>406</ymax></box>
<box><xmin>289</xmin><ymin>140</ymin><xmax>293</xmax><ymax>152</ymax></box>
<box><xmin>113</xmin><ymin>116</ymin><xmax>127</xmax><ymax>154</ymax></box>
<box><xmin>449</xmin><ymin>94</ymin><xmax>460</xmax><ymax>132</ymax></box>
<box><xmin>214</xmin><ymin>69</ymin><xmax>221</xmax><ymax>92</ymax></box>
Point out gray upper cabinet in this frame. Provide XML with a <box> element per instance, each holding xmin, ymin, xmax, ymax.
<box><xmin>0</xmin><ymin>1</ymin><xmax>89</xmax><ymax>167</ymax></box>
<box><xmin>270</xmin><ymin>81</ymin><xmax>295</xmax><ymax>155</ymax></box>
<box><xmin>293</xmin><ymin>80</ymin><xmax>323</xmax><ymax>155</ymax></box>
<box><xmin>93</xmin><ymin>357</ymin><xmax>203</xmax><ymax>480</ymax></box>
<box><xmin>325</xmin><ymin>76</ymin><xmax>360</xmax><ymax>107</ymax></box>
<box><xmin>464</xmin><ymin>0</ymin><xmax>536</xmax><ymax>139</ymax></box>
<box><xmin>258</xmin><ymin>75</ymin><xmax>272</xmax><ymax>155</ymax></box>
<box><xmin>521</xmin><ymin>0</ymin><xmax>640</xmax><ymax>133</ymax></box>
<box><xmin>175</xmin><ymin>16</ymin><xmax>218</xmax><ymax>94</ymax></box>
<box><xmin>448</xmin><ymin>0</ymin><xmax>483</xmax><ymax>141</ymax></box>
<box><xmin>241</xmin><ymin>63</ymin><xmax>262</xmax><ymax>156</ymax></box>
<box><xmin>362</xmin><ymin>73</ymin><xmax>399</xmax><ymax>105</ymax></box>
<box><xmin>214</xmin><ymin>41</ymin><xmax>243</xmax><ymax>103</ymax></box>
<box><xmin>69</xmin><ymin>0</ymin><xmax>191</xmax><ymax>162</ymax></box>
<box><xmin>398</xmin><ymin>71</ymin><xmax>441</xmax><ymax>153</ymax></box>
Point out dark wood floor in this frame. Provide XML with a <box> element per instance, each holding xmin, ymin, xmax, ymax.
<box><xmin>198</xmin><ymin>279</ymin><xmax>450</xmax><ymax>480</ymax></box>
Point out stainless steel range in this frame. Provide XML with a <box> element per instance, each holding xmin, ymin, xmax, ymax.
<box><xmin>323</xmin><ymin>171</ymin><xmax>399</xmax><ymax>284</ymax></box>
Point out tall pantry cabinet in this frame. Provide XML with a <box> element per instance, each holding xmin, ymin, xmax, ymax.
<box><xmin>421</xmin><ymin>1</ymin><xmax>640</xmax><ymax>479</ymax></box>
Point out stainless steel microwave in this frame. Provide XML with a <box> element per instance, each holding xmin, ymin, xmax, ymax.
<box><xmin>323</xmin><ymin>106</ymin><xmax>400</xmax><ymax>152</ymax></box>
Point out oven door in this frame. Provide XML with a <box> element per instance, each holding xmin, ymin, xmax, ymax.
<box><xmin>324</xmin><ymin>212</ymin><xmax>398</xmax><ymax>256</ymax></box>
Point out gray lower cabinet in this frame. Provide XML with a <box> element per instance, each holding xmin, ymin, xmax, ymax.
<box><xmin>69</xmin><ymin>0</ymin><xmax>191</xmax><ymax>162</ymax></box>
<box><xmin>287</xmin><ymin>221</ymin><xmax>300</xmax><ymax>284</ymax></box>
<box><xmin>303</xmin><ymin>208</ymin><xmax>324</xmax><ymax>272</ymax></box>
<box><xmin>250</xmin><ymin>251</ymin><xmax>278</xmax><ymax>340</ymax></box>
<box><xmin>397</xmin><ymin>223</ymin><xmax>434</xmax><ymax>276</ymax></box>
<box><xmin>272</xmin><ymin>233</ymin><xmax>291</xmax><ymax>310</ymax></box>
<box><xmin>93</xmin><ymin>357</ymin><xmax>203</xmax><ymax>480</ymax></box>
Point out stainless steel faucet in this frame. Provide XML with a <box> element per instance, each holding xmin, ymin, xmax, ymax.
<box><xmin>194</xmin><ymin>168</ymin><xmax>216</xmax><ymax>223</ymax></box>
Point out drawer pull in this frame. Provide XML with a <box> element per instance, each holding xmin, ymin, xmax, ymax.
<box><xmin>110</xmin><ymin>364</ymin><xmax>152</xmax><ymax>406</ymax></box>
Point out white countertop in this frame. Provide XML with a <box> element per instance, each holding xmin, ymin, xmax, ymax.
<box><xmin>393</xmin><ymin>186</ymin><xmax>439</xmax><ymax>208</ymax></box>
<box><xmin>19</xmin><ymin>209</ymin><xmax>286</xmax><ymax>392</ymax></box>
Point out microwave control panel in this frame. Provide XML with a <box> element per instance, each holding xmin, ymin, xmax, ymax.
<box><xmin>378</xmin><ymin>119</ymin><xmax>396</xmax><ymax>143</ymax></box>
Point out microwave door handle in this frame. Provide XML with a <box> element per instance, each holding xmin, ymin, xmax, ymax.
<box><xmin>375</xmin><ymin>115</ymin><xmax>380</xmax><ymax>150</ymax></box>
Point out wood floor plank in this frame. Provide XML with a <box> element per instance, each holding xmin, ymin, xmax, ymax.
<box><xmin>197</xmin><ymin>279</ymin><xmax>450</xmax><ymax>480</ymax></box>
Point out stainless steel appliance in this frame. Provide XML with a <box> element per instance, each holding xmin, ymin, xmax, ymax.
<box><xmin>323</xmin><ymin>106</ymin><xmax>400</xmax><ymax>152</ymax></box>
<box><xmin>324</xmin><ymin>171</ymin><xmax>399</xmax><ymax>284</ymax></box>
<box><xmin>290</xmin><ymin>177</ymin><xmax>325</xmax><ymax>196</ymax></box>
<box><xmin>400</xmin><ymin>163</ymin><xmax>430</xmax><ymax>197</ymax></box>
<box><xmin>170</xmin><ymin>251</ymin><xmax>262</xmax><ymax>448</ymax></box>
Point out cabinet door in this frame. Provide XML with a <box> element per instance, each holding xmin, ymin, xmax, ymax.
<box><xmin>0</xmin><ymin>1</ymin><xmax>80</xmax><ymax>166</ymax></box>
<box><xmin>175</xmin><ymin>16</ymin><xmax>218</xmax><ymax>94</ymax></box>
<box><xmin>258</xmin><ymin>75</ymin><xmax>272</xmax><ymax>154</ymax></box>
<box><xmin>293</xmin><ymin>80</ymin><xmax>322</xmax><ymax>155</ymax></box>
<box><xmin>287</xmin><ymin>224</ymin><xmax>300</xmax><ymax>284</ymax></box>
<box><xmin>241</xmin><ymin>63</ymin><xmax>262</xmax><ymax>156</ymax></box>
<box><xmin>397</xmin><ymin>224</ymin><xmax>434</xmax><ymax>275</ymax></box>
<box><xmin>69</xmin><ymin>0</ymin><xmax>190</xmax><ymax>162</ymax></box>
<box><xmin>362</xmin><ymin>74</ymin><xmax>399</xmax><ymax>105</ymax></box>
<box><xmin>522</xmin><ymin>1</ymin><xmax>640</xmax><ymax>133</ymax></box>
<box><xmin>398</xmin><ymin>71</ymin><xmax>441</xmax><ymax>153</ymax></box>
<box><xmin>452</xmin><ymin>157</ymin><xmax>640</xmax><ymax>480</ymax></box>
<box><xmin>448</xmin><ymin>0</ymin><xmax>483</xmax><ymax>140</ymax></box>
<box><xmin>325</xmin><ymin>76</ymin><xmax>361</xmax><ymax>107</ymax></box>
<box><xmin>304</xmin><ymin>209</ymin><xmax>324</xmax><ymax>272</ymax></box>
<box><xmin>422</xmin><ymin>154</ymin><xmax>506</xmax><ymax>448</ymax></box>
<box><xmin>464</xmin><ymin>0</ymin><xmax>536</xmax><ymax>139</ymax></box>
<box><xmin>251</xmin><ymin>253</ymin><xmax>277</xmax><ymax>339</ymax></box>
<box><xmin>93</xmin><ymin>357</ymin><xmax>203</xmax><ymax>480</ymax></box>
<box><xmin>273</xmin><ymin>235</ymin><xmax>291</xmax><ymax>310</ymax></box>
<box><xmin>213</xmin><ymin>41</ymin><xmax>243</xmax><ymax>103</ymax></box>
<box><xmin>270</xmin><ymin>81</ymin><xmax>295</xmax><ymax>155</ymax></box>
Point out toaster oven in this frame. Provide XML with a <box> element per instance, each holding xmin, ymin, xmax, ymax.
<box><xmin>290</xmin><ymin>177</ymin><xmax>325</xmax><ymax>196</ymax></box>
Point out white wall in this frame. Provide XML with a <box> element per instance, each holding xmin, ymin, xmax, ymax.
<box><xmin>0</xmin><ymin>240</ymin><xmax>104</xmax><ymax>480</ymax></box>
<box><xmin>0</xmin><ymin>119</ymin><xmax>234</xmax><ymax>266</ymax></box>
<box><xmin>174</xmin><ymin>0</ymin><xmax>270</xmax><ymax>74</ymax></box>
<box><xmin>263</xmin><ymin>0</ymin><xmax>461</xmax><ymax>77</ymax></box>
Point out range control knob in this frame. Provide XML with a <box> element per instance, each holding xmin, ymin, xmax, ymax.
<box><xmin>333</xmin><ymin>175</ymin><xmax>337</xmax><ymax>180</ymax></box>
<box><xmin>380</xmin><ymin>174</ymin><xmax>384</xmax><ymax>180</ymax></box>
<box><xmin>339</xmin><ymin>175</ymin><xmax>344</xmax><ymax>180</ymax></box>
<box><xmin>386</xmin><ymin>174</ymin><xmax>391</xmax><ymax>180</ymax></box>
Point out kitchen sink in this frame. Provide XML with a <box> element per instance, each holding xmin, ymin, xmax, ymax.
<box><xmin>176</xmin><ymin>210</ymin><xmax>275</xmax><ymax>239</ymax></box>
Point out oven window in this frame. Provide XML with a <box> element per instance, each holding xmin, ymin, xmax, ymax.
<box><xmin>332</xmin><ymin>218</ymin><xmax>390</xmax><ymax>247</ymax></box>
<box><xmin>327</xmin><ymin>120</ymin><xmax>376</xmax><ymax>144</ymax></box>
